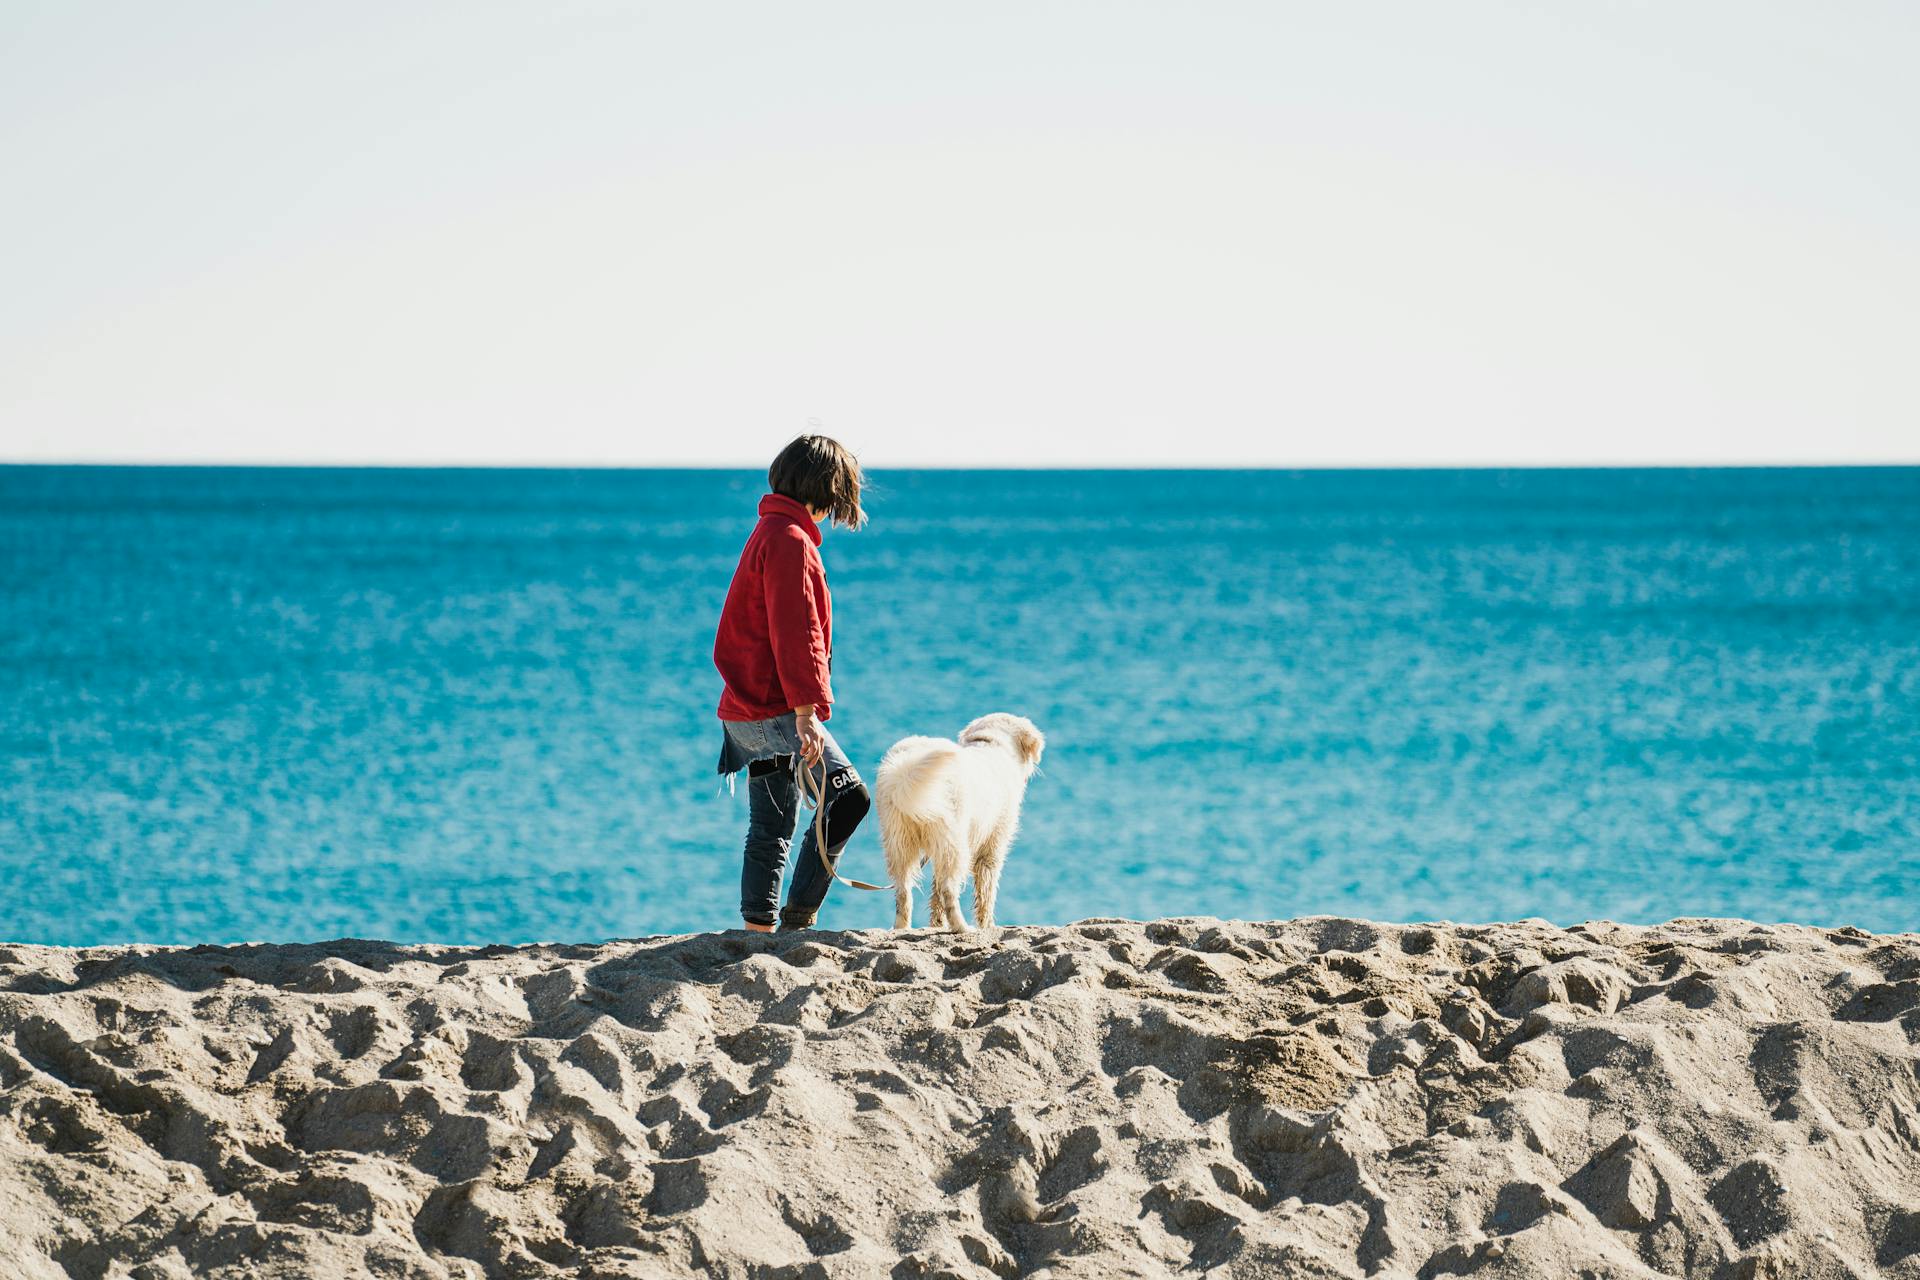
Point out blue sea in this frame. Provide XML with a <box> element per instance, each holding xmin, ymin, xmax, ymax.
<box><xmin>2</xmin><ymin>466</ymin><xmax>1916</xmax><ymax>946</ymax></box>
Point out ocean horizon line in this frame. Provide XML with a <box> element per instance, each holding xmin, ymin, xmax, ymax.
<box><xmin>6</xmin><ymin>459</ymin><xmax>1920</xmax><ymax>474</ymax></box>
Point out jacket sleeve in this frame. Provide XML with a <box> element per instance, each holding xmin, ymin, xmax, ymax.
<box><xmin>762</xmin><ymin>530</ymin><xmax>834</xmax><ymax>714</ymax></box>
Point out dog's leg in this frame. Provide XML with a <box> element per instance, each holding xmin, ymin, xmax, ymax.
<box><xmin>933</xmin><ymin>876</ymin><xmax>969</xmax><ymax>933</ymax></box>
<box><xmin>972</xmin><ymin>843</ymin><xmax>1007</xmax><ymax>929</ymax></box>
<box><xmin>885</xmin><ymin>831</ymin><xmax>925</xmax><ymax>930</ymax></box>
<box><xmin>915</xmin><ymin>832</ymin><xmax>965</xmax><ymax>932</ymax></box>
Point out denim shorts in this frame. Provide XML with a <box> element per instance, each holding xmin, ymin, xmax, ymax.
<box><xmin>716</xmin><ymin>713</ymin><xmax>862</xmax><ymax>796</ymax></box>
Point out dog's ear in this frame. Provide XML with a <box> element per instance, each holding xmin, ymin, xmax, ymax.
<box><xmin>1014</xmin><ymin>721</ymin><xmax>1045</xmax><ymax>768</ymax></box>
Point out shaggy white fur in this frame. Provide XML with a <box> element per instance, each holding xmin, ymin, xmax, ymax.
<box><xmin>872</xmin><ymin>713</ymin><xmax>1045</xmax><ymax>930</ymax></box>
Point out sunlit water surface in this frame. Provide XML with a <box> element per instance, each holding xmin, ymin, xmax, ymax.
<box><xmin>3</xmin><ymin>466</ymin><xmax>1915</xmax><ymax>945</ymax></box>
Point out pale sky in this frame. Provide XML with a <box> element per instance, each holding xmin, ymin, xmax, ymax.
<box><xmin>2</xmin><ymin>2</ymin><xmax>1915</xmax><ymax>468</ymax></box>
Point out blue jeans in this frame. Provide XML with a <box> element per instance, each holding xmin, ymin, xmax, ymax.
<box><xmin>717</xmin><ymin>714</ymin><xmax>871</xmax><ymax>928</ymax></box>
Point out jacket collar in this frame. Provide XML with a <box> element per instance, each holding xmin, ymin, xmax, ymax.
<box><xmin>759</xmin><ymin>493</ymin><xmax>822</xmax><ymax>545</ymax></box>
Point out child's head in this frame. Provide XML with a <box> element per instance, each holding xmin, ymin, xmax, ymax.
<box><xmin>769</xmin><ymin>435</ymin><xmax>866</xmax><ymax>529</ymax></box>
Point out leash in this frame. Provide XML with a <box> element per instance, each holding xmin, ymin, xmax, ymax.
<box><xmin>798</xmin><ymin>750</ymin><xmax>891</xmax><ymax>892</ymax></box>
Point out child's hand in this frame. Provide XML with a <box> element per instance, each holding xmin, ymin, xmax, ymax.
<box><xmin>794</xmin><ymin>707</ymin><xmax>826</xmax><ymax>765</ymax></box>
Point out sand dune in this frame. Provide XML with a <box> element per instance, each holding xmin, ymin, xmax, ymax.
<box><xmin>2</xmin><ymin>916</ymin><xmax>1917</xmax><ymax>1278</ymax></box>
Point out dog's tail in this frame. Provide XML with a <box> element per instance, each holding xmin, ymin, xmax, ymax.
<box><xmin>873</xmin><ymin>737</ymin><xmax>962</xmax><ymax>824</ymax></box>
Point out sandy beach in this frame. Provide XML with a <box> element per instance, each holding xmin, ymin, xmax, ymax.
<box><xmin>2</xmin><ymin>916</ymin><xmax>1917</xmax><ymax>1278</ymax></box>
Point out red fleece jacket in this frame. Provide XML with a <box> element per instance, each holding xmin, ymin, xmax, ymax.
<box><xmin>714</xmin><ymin>493</ymin><xmax>835</xmax><ymax>722</ymax></box>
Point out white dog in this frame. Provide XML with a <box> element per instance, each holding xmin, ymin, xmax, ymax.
<box><xmin>873</xmin><ymin>713</ymin><xmax>1045</xmax><ymax>931</ymax></box>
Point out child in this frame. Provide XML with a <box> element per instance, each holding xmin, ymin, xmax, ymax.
<box><xmin>712</xmin><ymin>435</ymin><xmax>871</xmax><ymax>933</ymax></box>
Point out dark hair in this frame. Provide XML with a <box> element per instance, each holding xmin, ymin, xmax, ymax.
<box><xmin>768</xmin><ymin>435</ymin><xmax>866</xmax><ymax>529</ymax></box>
